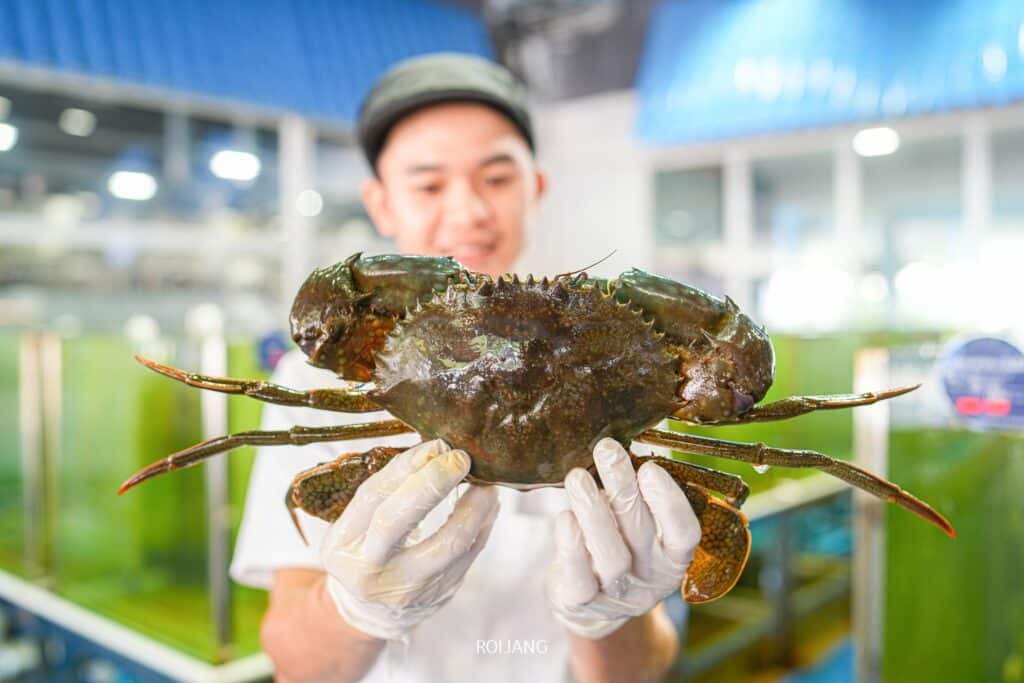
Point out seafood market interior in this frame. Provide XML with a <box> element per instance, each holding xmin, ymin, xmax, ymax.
<box><xmin>1</xmin><ymin>1</ymin><xmax>1022</xmax><ymax>681</ymax></box>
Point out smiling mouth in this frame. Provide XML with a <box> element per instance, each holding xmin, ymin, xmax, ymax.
<box><xmin>443</xmin><ymin>242</ymin><xmax>498</xmax><ymax>265</ymax></box>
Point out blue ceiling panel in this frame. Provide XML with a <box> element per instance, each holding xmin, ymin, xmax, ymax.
<box><xmin>637</xmin><ymin>0</ymin><xmax>1024</xmax><ymax>144</ymax></box>
<box><xmin>0</xmin><ymin>0</ymin><xmax>493</xmax><ymax>126</ymax></box>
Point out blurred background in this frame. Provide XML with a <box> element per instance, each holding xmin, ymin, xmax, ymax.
<box><xmin>0</xmin><ymin>0</ymin><xmax>1022</xmax><ymax>681</ymax></box>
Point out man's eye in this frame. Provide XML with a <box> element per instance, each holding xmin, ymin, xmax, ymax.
<box><xmin>416</xmin><ymin>183</ymin><xmax>443</xmax><ymax>195</ymax></box>
<box><xmin>484</xmin><ymin>175</ymin><xmax>513</xmax><ymax>187</ymax></box>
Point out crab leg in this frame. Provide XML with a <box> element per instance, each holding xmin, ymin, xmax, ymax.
<box><xmin>625</xmin><ymin>453</ymin><xmax>750</xmax><ymax>506</ymax></box>
<box><xmin>635</xmin><ymin>428</ymin><xmax>955</xmax><ymax>538</ymax></box>
<box><xmin>118</xmin><ymin>419</ymin><xmax>413</xmax><ymax>494</ymax></box>
<box><xmin>674</xmin><ymin>384</ymin><xmax>919</xmax><ymax>425</ymax></box>
<box><xmin>136</xmin><ymin>355</ymin><xmax>381</xmax><ymax>412</ymax></box>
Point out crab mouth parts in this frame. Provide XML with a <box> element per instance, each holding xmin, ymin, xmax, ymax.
<box><xmin>441</xmin><ymin>241</ymin><xmax>499</xmax><ymax>267</ymax></box>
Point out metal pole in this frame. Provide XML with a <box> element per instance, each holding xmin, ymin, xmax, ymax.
<box><xmin>199</xmin><ymin>330</ymin><xmax>232</xmax><ymax>662</ymax></box>
<box><xmin>723</xmin><ymin>148</ymin><xmax>754</xmax><ymax>309</ymax></box>
<box><xmin>279</xmin><ymin>115</ymin><xmax>317</xmax><ymax>320</ymax></box>
<box><xmin>18</xmin><ymin>332</ymin><xmax>61</xmax><ymax>586</ymax></box>
<box><xmin>834</xmin><ymin>135</ymin><xmax>863</xmax><ymax>273</ymax></box>
<box><xmin>18</xmin><ymin>333</ymin><xmax>44</xmax><ymax>581</ymax></box>
<box><xmin>40</xmin><ymin>333</ymin><xmax>61</xmax><ymax>586</ymax></box>
<box><xmin>164</xmin><ymin>111</ymin><xmax>191</xmax><ymax>189</ymax></box>
<box><xmin>961</xmin><ymin>115</ymin><xmax>991</xmax><ymax>256</ymax></box>
<box><xmin>767</xmin><ymin>512</ymin><xmax>795</xmax><ymax>667</ymax></box>
<box><xmin>853</xmin><ymin>349</ymin><xmax>891</xmax><ymax>683</ymax></box>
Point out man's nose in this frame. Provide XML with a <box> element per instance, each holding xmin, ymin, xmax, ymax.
<box><xmin>443</xmin><ymin>179</ymin><xmax>490</xmax><ymax>226</ymax></box>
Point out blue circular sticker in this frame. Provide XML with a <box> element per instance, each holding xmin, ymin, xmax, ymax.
<box><xmin>938</xmin><ymin>337</ymin><xmax>1024</xmax><ymax>431</ymax></box>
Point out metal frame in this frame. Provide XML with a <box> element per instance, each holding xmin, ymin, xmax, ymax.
<box><xmin>0</xmin><ymin>220</ymin><xmax>284</xmax><ymax>255</ymax></box>
<box><xmin>0</xmin><ymin>60</ymin><xmax>351</xmax><ymax>135</ymax></box>
<box><xmin>0</xmin><ymin>570</ymin><xmax>271</xmax><ymax>682</ymax></box>
<box><xmin>0</xmin><ymin>69</ymin><xmax>327</xmax><ymax>325</ymax></box>
<box><xmin>642</xmin><ymin>104</ymin><xmax>1020</xmax><ymax>313</ymax></box>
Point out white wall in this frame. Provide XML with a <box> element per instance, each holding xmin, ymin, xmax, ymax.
<box><xmin>520</xmin><ymin>90</ymin><xmax>654</xmax><ymax>279</ymax></box>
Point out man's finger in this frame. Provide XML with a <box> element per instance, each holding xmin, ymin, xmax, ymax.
<box><xmin>362</xmin><ymin>449</ymin><xmax>472</xmax><ymax>565</ymax></box>
<box><xmin>565</xmin><ymin>468</ymin><xmax>632</xmax><ymax>599</ymax></box>
<box><xmin>427</xmin><ymin>492</ymin><xmax>502</xmax><ymax>597</ymax></box>
<box><xmin>637</xmin><ymin>462</ymin><xmax>701</xmax><ymax>567</ymax></box>
<box><xmin>592</xmin><ymin>438</ymin><xmax>658</xmax><ymax>577</ymax></box>
<box><xmin>393</xmin><ymin>485</ymin><xmax>500</xmax><ymax>579</ymax></box>
<box><xmin>549</xmin><ymin>510</ymin><xmax>599</xmax><ymax>607</ymax></box>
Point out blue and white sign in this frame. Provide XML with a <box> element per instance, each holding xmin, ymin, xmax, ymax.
<box><xmin>938</xmin><ymin>337</ymin><xmax>1024</xmax><ymax>431</ymax></box>
<box><xmin>258</xmin><ymin>330</ymin><xmax>289</xmax><ymax>372</ymax></box>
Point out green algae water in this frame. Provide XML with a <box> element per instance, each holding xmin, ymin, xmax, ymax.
<box><xmin>884</xmin><ymin>428</ymin><xmax>1024</xmax><ymax>683</ymax></box>
<box><xmin>0</xmin><ymin>333</ymin><xmax>269</xmax><ymax>663</ymax></box>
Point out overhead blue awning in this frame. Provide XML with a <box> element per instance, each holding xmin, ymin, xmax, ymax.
<box><xmin>636</xmin><ymin>0</ymin><xmax>1024</xmax><ymax>144</ymax></box>
<box><xmin>0</xmin><ymin>0</ymin><xmax>493</xmax><ymax>126</ymax></box>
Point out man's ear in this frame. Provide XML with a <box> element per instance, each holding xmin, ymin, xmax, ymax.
<box><xmin>534</xmin><ymin>168</ymin><xmax>548</xmax><ymax>200</ymax></box>
<box><xmin>361</xmin><ymin>177</ymin><xmax>396</xmax><ymax>238</ymax></box>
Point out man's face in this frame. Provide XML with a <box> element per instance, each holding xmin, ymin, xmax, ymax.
<box><xmin>362</xmin><ymin>102</ymin><xmax>545</xmax><ymax>277</ymax></box>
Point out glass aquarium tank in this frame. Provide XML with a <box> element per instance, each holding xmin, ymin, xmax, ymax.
<box><xmin>0</xmin><ymin>328</ymin><xmax>271</xmax><ymax>665</ymax></box>
<box><xmin>669</xmin><ymin>333</ymin><xmax>943</xmax><ymax>682</ymax></box>
<box><xmin>878</xmin><ymin>343</ymin><xmax>1024</xmax><ymax>683</ymax></box>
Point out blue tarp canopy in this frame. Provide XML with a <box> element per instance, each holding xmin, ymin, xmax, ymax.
<box><xmin>637</xmin><ymin>0</ymin><xmax>1024</xmax><ymax>144</ymax></box>
<box><xmin>0</xmin><ymin>0</ymin><xmax>492</xmax><ymax>125</ymax></box>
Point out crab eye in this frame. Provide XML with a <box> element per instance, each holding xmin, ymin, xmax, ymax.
<box><xmin>732</xmin><ymin>389</ymin><xmax>755</xmax><ymax>415</ymax></box>
<box><xmin>293</xmin><ymin>327</ymin><xmax>325</xmax><ymax>356</ymax></box>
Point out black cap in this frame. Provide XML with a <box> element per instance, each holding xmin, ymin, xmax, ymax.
<box><xmin>357</xmin><ymin>52</ymin><xmax>534</xmax><ymax>172</ymax></box>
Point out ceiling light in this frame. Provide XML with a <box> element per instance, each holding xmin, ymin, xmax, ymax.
<box><xmin>210</xmin><ymin>150</ymin><xmax>261</xmax><ymax>181</ymax></box>
<box><xmin>982</xmin><ymin>44</ymin><xmax>1007</xmax><ymax>81</ymax></box>
<box><xmin>296</xmin><ymin>189</ymin><xmax>323</xmax><ymax>217</ymax></box>
<box><xmin>852</xmin><ymin>127</ymin><xmax>899</xmax><ymax>157</ymax></box>
<box><xmin>59</xmin><ymin>108</ymin><xmax>97</xmax><ymax>137</ymax></box>
<box><xmin>0</xmin><ymin>122</ymin><xmax>17</xmax><ymax>150</ymax></box>
<box><xmin>0</xmin><ymin>123</ymin><xmax>18</xmax><ymax>152</ymax></box>
<box><xmin>108</xmin><ymin>171</ymin><xmax>158</xmax><ymax>201</ymax></box>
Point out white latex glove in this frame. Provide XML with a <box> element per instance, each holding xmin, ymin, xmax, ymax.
<box><xmin>320</xmin><ymin>439</ymin><xmax>500</xmax><ymax>641</ymax></box>
<box><xmin>545</xmin><ymin>437</ymin><xmax>701</xmax><ymax>639</ymax></box>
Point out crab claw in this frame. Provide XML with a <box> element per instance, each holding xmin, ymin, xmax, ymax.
<box><xmin>118</xmin><ymin>458</ymin><xmax>173</xmax><ymax>495</ymax></box>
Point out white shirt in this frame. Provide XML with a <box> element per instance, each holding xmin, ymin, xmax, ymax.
<box><xmin>230</xmin><ymin>348</ymin><xmax>574</xmax><ymax>682</ymax></box>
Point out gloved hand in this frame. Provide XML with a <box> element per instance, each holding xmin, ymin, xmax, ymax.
<box><xmin>320</xmin><ymin>439</ymin><xmax>500</xmax><ymax>641</ymax></box>
<box><xmin>545</xmin><ymin>437</ymin><xmax>701</xmax><ymax>639</ymax></box>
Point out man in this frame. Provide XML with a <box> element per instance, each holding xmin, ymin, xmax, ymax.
<box><xmin>231</xmin><ymin>53</ymin><xmax>700</xmax><ymax>683</ymax></box>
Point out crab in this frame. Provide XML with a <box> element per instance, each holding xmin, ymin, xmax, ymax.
<box><xmin>119</xmin><ymin>253</ymin><xmax>955</xmax><ymax>604</ymax></box>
